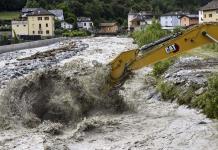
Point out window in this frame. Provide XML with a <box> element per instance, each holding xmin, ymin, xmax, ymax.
<box><xmin>46</xmin><ymin>23</ymin><xmax>48</xmax><ymax>27</ymax></box>
<box><xmin>23</xmin><ymin>25</ymin><xmax>26</xmax><ymax>27</ymax></box>
<box><xmin>17</xmin><ymin>25</ymin><xmax>19</xmax><ymax>27</ymax></box>
<box><xmin>137</xmin><ymin>21</ymin><xmax>140</xmax><ymax>25</ymax></box>
<box><xmin>90</xmin><ymin>23</ymin><xmax>92</xmax><ymax>26</ymax></box>
<box><xmin>44</xmin><ymin>17</ymin><xmax>49</xmax><ymax>20</ymax></box>
<box><xmin>216</xmin><ymin>10</ymin><xmax>218</xmax><ymax>14</ymax></box>
<box><xmin>204</xmin><ymin>14</ymin><xmax>206</xmax><ymax>18</ymax></box>
<box><xmin>33</xmin><ymin>31</ymin><xmax>35</xmax><ymax>34</ymax></box>
<box><xmin>84</xmin><ymin>23</ymin><xmax>86</xmax><ymax>26</ymax></box>
<box><xmin>46</xmin><ymin>30</ymin><xmax>49</xmax><ymax>34</ymax></box>
<box><xmin>209</xmin><ymin>14</ymin><xmax>212</xmax><ymax>17</ymax></box>
<box><xmin>38</xmin><ymin>31</ymin><xmax>43</xmax><ymax>34</ymax></box>
<box><xmin>39</xmin><ymin>24</ymin><xmax>41</xmax><ymax>29</ymax></box>
<box><xmin>38</xmin><ymin>17</ymin><xmax>42</xmax><ymax>20</ymax></box>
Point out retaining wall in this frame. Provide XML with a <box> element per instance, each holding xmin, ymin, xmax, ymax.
<box><xmin>0</xmin><ymin>37</ymin><xmax>68</xmax><ymax>54</ymax></box>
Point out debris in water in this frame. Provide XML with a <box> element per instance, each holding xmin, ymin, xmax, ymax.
<box><xmin>71</xmin><ymin>117</ymin><xmax>120</xmax><ymax>141</ymax></box>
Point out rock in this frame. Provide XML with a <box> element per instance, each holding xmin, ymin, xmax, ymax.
<box><xmin>14</xmin><ymin>71</ymin><xmax>22</xmax><ymax>77</ymax></box>
<box><xmin>22</xmin><ymin>113</ymin><xmax>41</xmax><ymax>128</ymax></box>
<box><xmin>196</xmin><ymin>74</ymin><xmax>203</xmax><ymax>77</ymax></box>
<box><xmin>39</xmin><ymin>121</ymin><xmax>64</xmax><ymax>135</ymax></box>
<box><xmin>195</xmin><ymin>87</ymin><xmax>206</xmax><ymax>96</ymax></box>
<box><xmin>164</xmin><ymin>74</ymin><xmax>170</xmax><ymax>78</ymax></box>
<box><xmin>147</xmin><ymin>91</ymin><xmax>157</xmax><ymax>99</ymax></box>
<box><xmin>92</xmin><ymin>60</ymin><xmax>102</xmax><ymax>67</ymax></box>
<box><xmin>198</xmin><ymin>121</ymin><xmax>207</xmax><ymax>125</ymax></box>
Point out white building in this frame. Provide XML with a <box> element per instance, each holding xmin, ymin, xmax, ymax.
<box><xmin>77</xmin><ymin>17</ymin><xmax>93</xmax><ymax>30</ymax></box>
<box><xmin>160</xmin><ymin>12</ymin><xmax>188</xmax><ymax>30</ymax></box>
<box><xmin>199</xmin><ymin>10</ymin><xmax>204</xmax><ymax>24</ymax></box>
<box><xmin>49</xmin><ymin>9</ymin><xmax>64</xmax><ymax>21</ymax></box>
<box><xmin>61</xmin><ymin>21</ymin><xmax>73</xmax><ymax>29</ymax></box>
<box><xmin>128</xmin><ymin>11</ymin><xmax>154</xmax><ymax>31</ymax></box>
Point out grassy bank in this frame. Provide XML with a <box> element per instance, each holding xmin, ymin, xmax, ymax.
<box><xmin>0</xmin><ymin>12</ymin><xmax>20</xmax><ymax>20</ymax></box>
<box><xmin>157</xmin><ymin>74</ymin><xmax>218</xmax><ymax>119</ymax></box>
<box><xmin>152</xmin><ymin>59</ymin><xmax>175</xmax><ymax>78</ymax></box>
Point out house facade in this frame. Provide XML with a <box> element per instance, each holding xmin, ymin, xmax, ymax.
<box><xmin>61</xmin><ymin>21</ymin><xmax>73</xmax><ymax>29</ymax></box>
<box><xmin>128</xmin><ymin>11</ymin><xmax>153</xmax><ymax>31</ymax></box>
<box><xmin>77</xmin><ymin>17</ymin><xmax>93</xmax><ymax>30</ymax></box>
<box><xmin>160</xmin><ymin>12</ymin><xmax>188</xmax><ymax>30</ymax></box>
<box><xmin>200</xmin><ymin>0</ymin><xmax>218</xmax><ymax>23</ymax></box>
<box><xmin>99</xmin><ymin>22</ymin><xmax>118</xmax><ymax>34</ymax></box>
<box><xmin>12</xmin><ymin>8</ymin><xmax>55</xmax><ymax>38</ymax></box>
<box><xmin>180</xmin><ymin>15</ymin><xmax>199</xmax><ymax>27</ymax></box>
<box><xmin>12</xmin><ymin>20</ymin><xmax>28</xmax><ymax>37</ymax></box>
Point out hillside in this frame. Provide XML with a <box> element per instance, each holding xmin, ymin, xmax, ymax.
<box><xmin>0</xmin><ymin>12</ymin><xmax>20</xmax><ymax>20</ymax></box>
<box><xmin>0</xmin><ymin>0</ymin><xmax>213</xmax><ymax>24</ymax></box>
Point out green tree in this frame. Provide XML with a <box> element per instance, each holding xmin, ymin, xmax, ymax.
<box><xmin>25</xmin><ymin>0</ymin><xmax>40</xmax><ymax>8</ymax></box>
<box><xmin>13</xmin><ymin>30</ymin><xmax>20</xmax><ymax>44</ymax></box>
<box><xmin>132</xmin><ymin>19</ymin><xmax>168</xmax><ymax>46</ymax></box>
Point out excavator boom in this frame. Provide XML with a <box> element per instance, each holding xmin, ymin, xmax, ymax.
<box><xmin>109</xmin><ymin>23</ymin><xmax>218</xmax><ymax>87</ymax></box>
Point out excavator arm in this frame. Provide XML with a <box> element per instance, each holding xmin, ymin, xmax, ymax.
<box><xmin>109</xmin><ymin>23</ymin><xmax>218</xmax><ymax>87</ymax></box>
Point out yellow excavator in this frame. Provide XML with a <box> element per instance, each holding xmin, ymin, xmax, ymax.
<box><xmin>108</xmin><ymin>23</ymin><xmax>218</xmax><ymax>88</ymax></box>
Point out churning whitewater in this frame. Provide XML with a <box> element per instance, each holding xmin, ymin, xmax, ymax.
<box><xmin>0</xmin><ymin>37</ymin><xmax>218</xmax><ymax>150</ymax></box>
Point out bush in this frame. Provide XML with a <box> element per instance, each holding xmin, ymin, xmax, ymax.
<box><xmin>152</xmin><ymin>59</ymin><xmax>174</xmax><ymax>78</ymax></box>
<box><xmin>156</xmin><ymin>74</ymin><xmax>218</xmax><ymax>119</ymax></box>
<box><xmin>132</xmin><ymin>19</ymin><xmax>168</xmax><ymax>47</ymax></box>
<box><xmin>0</xmin><ymin>34</ymin><xmax>10</xmax><ymax>46</ymax></box>
<box><xmin>0</xmin><ymin>25</ymin><xmax>11</xmax><ymax>31</ymax></box>
<box><xmin>157</xmin><ymin>81</ymin><xmax>200</xmax><ymax>105</ymax></box>
<box><xmin>157</xmin><ymin>82</ymin><xmax>178</xmax><ymax>101</ymax></box>
<box><xmin>173</xmin><ymin>26</ymin><xmax>184</xmax><ymax>33</ymax></box>
<box><xmin>177</xmin><ymin>84</ymin><xmax>199</xmax><ymax>106</ymax></box>
<box><xmin>203</xmin><ymin>43</ymin><xmax>218</xmax><ymax>52</ymax></box>
<box><xmin>62</xmin><ymin>30</ymin><xmax>91</xmax><ymax>37</ymax></box>
<box><xmin>193</xmin><ymin>75</ymin><xmax>218</xmax><ymax>119</ymax></box>
<box><xmin>54</xmin><ymin>29</ymin><xmax>64</xmax><ymax>36</ymax></box>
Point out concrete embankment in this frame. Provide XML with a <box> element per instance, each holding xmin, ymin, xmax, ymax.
<box><xmin>0</xmin><ymin>37</ymin><xmax>68</xmax><ymax>54</ymax></box>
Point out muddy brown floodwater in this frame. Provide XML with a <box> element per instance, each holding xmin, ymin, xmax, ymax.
<box><xmin>0</xmin><ymin>37</ymin><xmax>218</xmax><ymax>150</ymax></box>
